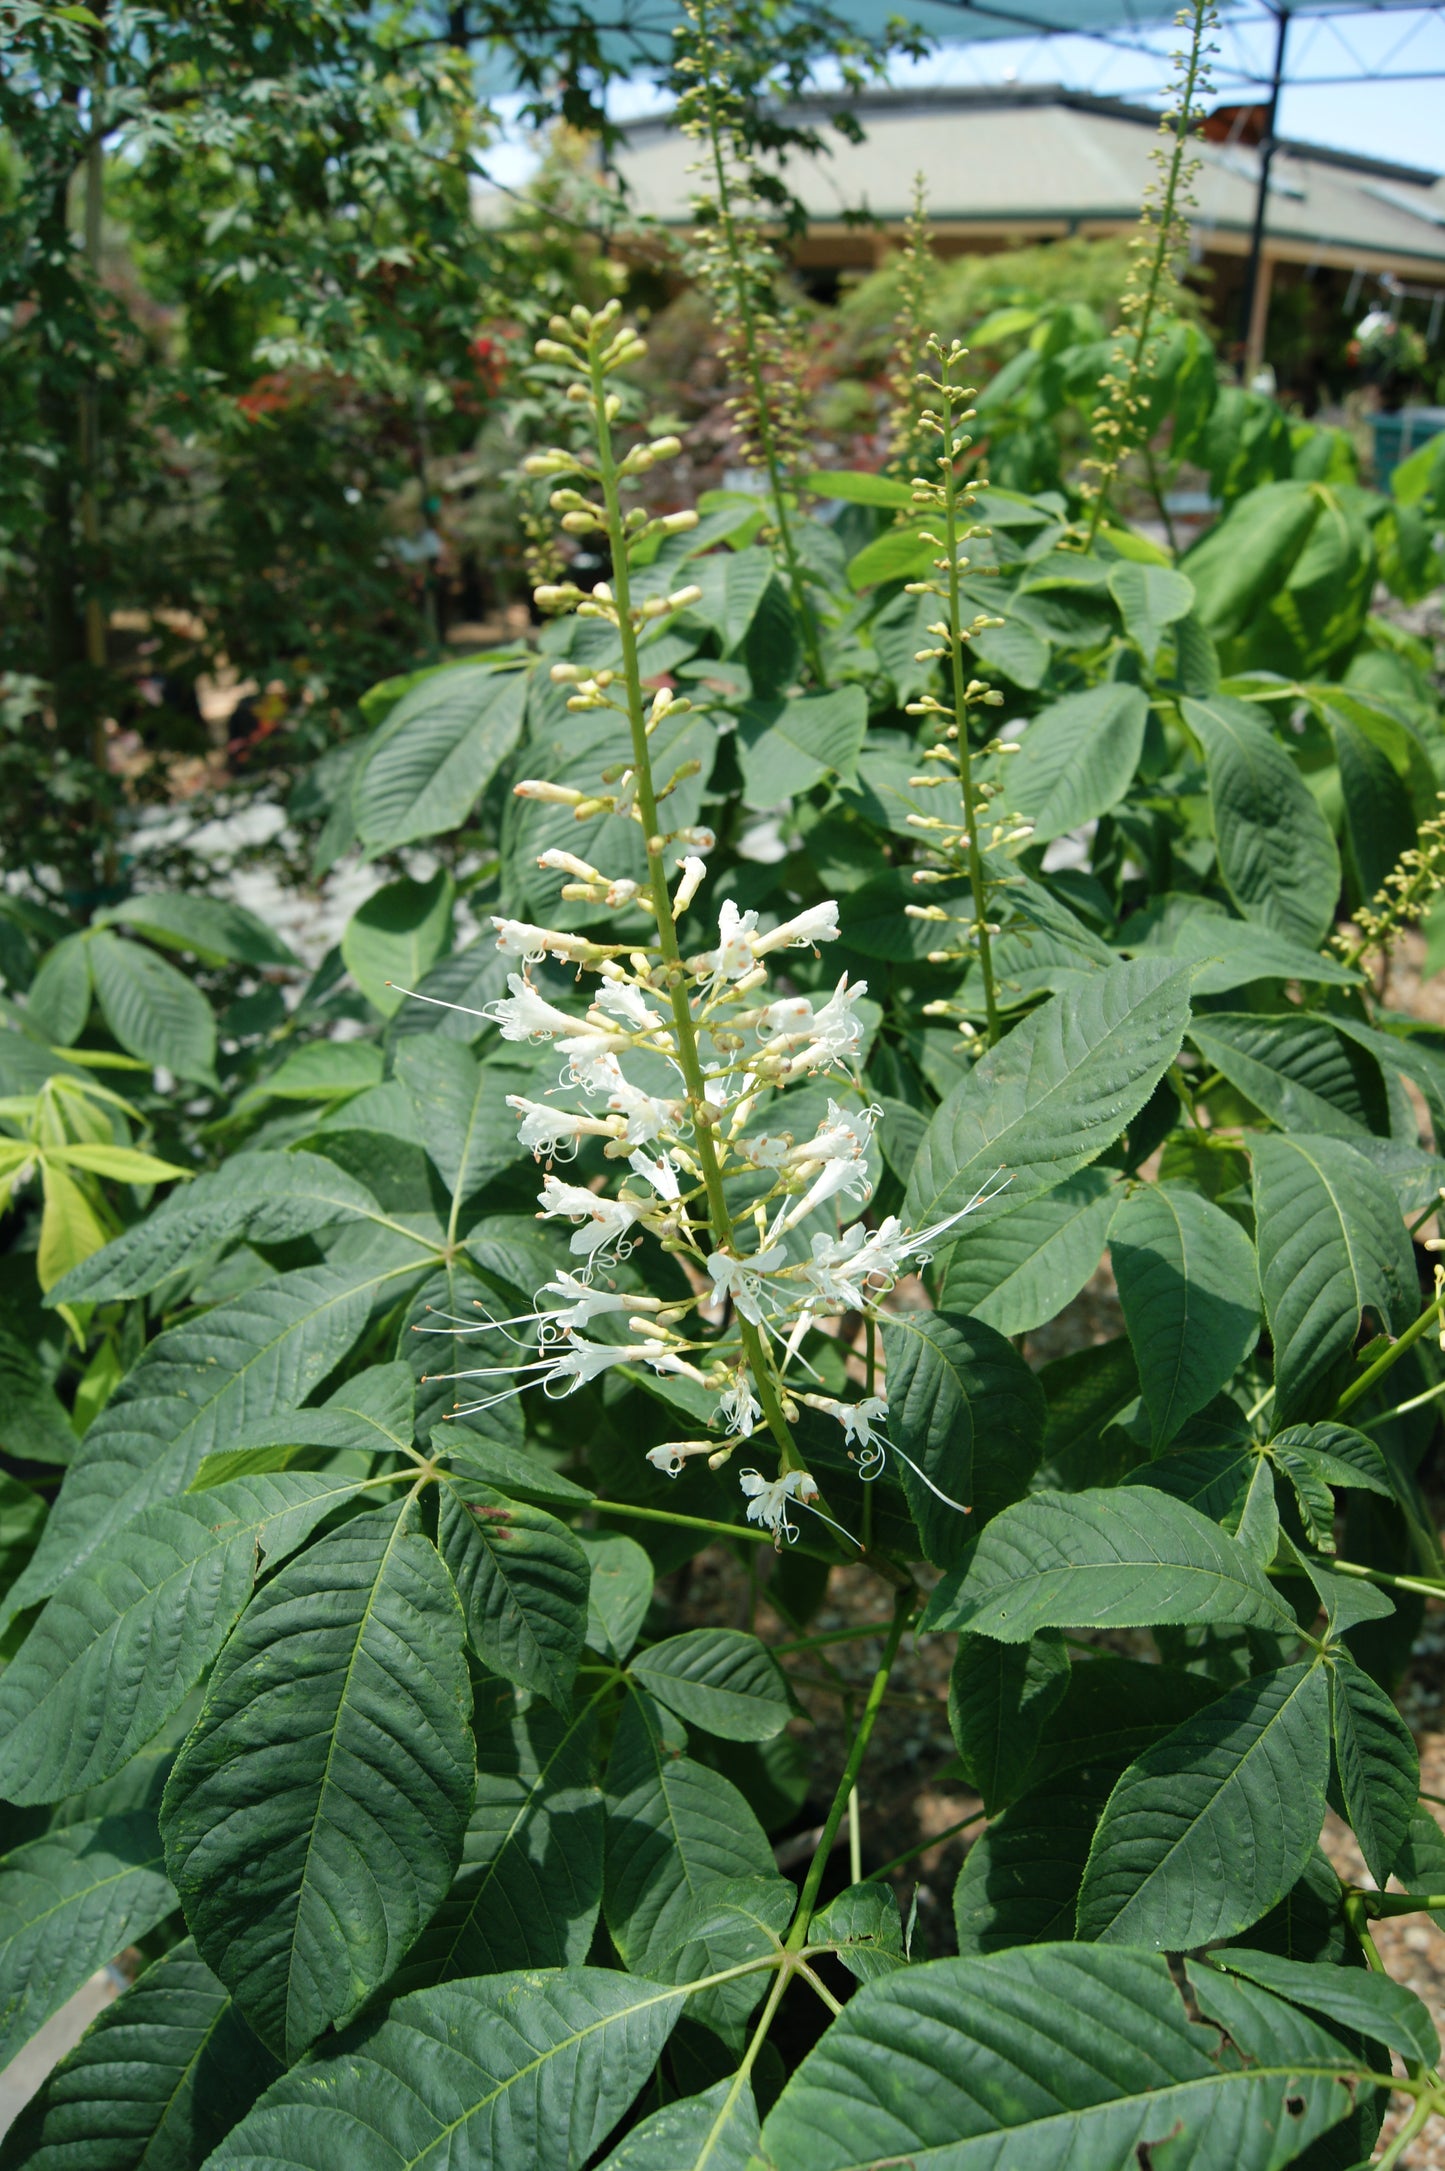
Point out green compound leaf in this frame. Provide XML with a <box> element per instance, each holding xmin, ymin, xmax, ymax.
<box><xmin>603</xmin><ymin>1687</ymin><xmax>775</xmax><ymax>1976</ymax></box>
<box><xmin>905</xmin><ymin>958</ymin><xmax>1192</xmax><ymax>1233</ymax></box>
<box><xmin>0</xmin><ymin>1473</ymin><xmax>365</xmax><ymax>1804</ymax></box>
<box><xmin>0</xmin><ymin>1937</ymin><xmax>280</xmax><ymax>2171</ymax></box>
<box><xmin>203</xmin><ymin>1968</ymin><xmax>683</xmax><ymax>2171</ymax></box>
<box><xmin>1328</xmin><ymin>1655</ymin><xmax>1419</xmax><ymax>1888</ymax></box>
<box><xmin>1183</xmin><ymin>694</ymin><xmax>1341</xmax><ymax>947</ymax></box>
<box><xmin>953</xmin><ymin>1770</ymin><xmax>1113</xmax><ymax>1957</ymax></box>
<box><xmin>0</xmin><ymin>1815</ymin><xmax>176</xmax><ymax>2072</ymax></box>
<box><xmin>936</xmin><ymin>1169</ymin><xmax>1118</xmax><ymax>1338</ymax></box>
<box><xmin>1076</xmin><ymin>1662</ymin><xmax>1331</xmax><ymax>1949</ymax></box>
<box><xmin>998</xmin><ymin>682</ymin><xmax>1149</xmax><ymax>843</ymax></box>
<box><xmin>9</xmin><ymin>1256</ymin><xmax>415</xmax><ymax>1629</ymax></box>
<box><xmin>393</xmin><ymin>1037</ymin><xmax>527</xmax><ymax>1210</ymax></box>
<box><xmin>879</xmin><ymin>1310</ymin><xmax>1046</xmax><ymax>1560</ymax></box>
<box><xmin>630</xmin><ymin>1628</ymin><xmax>793</xmax><ymax>1744</ymax></box>
<box><xmin>1188</xmin><ymin>1012</ymin><xmax>1386</xmax><ymax>1138</ymax></box>
<box><xmin>948</xmin><ymin>1631</ymin><xmax>1070</xmax><ymax>1813</ymax></box>
<box><xmin>394</xmin><ymin>1684</ymin><xmax>603</xmax><ymax>1991</ymax></box>
<box><xmin>1251</xmin><ymin>1132</ymin><xmax>1416</xmax><ymax>1424</ymax></box>
<box><xmin>160</xmin><ymin>1504</ymin><xmax>474</xmax><ymax>2063</ymax></box>
<box><xmin>95</xmin><ymin>891</ymin><xmax>302</xmax><ymax>971</ymax></box>
<box><xmin>581</xmin><ymin>1531</ymin><xmax>654</xmax><ymax>1662</ymax></box>
<box><xmin>87</xmin><ymin>932</ymin><xmax>217</xmax><ymax>1083</ymax></box>
<box><xmin>596</xmin><ymin>2077</ymin><xmax>760</xmax><ymax>2171</ymax></box>
<box><xmin>341</xmin><ymin>869</ymin><xmax>455</xmax><ymax>1017</ymax></box>
<box><xmin>352</xmin><ymin>662</ymin><xmax>528</xmax><ymax>852</ymax></box>
<box><xmin>736</xmin><ymin>686</ymin><xmax>867</xmax><ymax>806</ymax></box>
<box><xmin>1109</xmin><ymin>1182</ymin><xmax>1261</xmax><ymax>1451</ymax></box>
<box><xmin>758</xmin><ymin>1943</ymin><xmax>1364</xmax><ymax>2171</ymax></box>
<box><xmin>920</xmin><ymin>1486</ymin><xmax>1291</xmax><ymax>1639</ymax></box>
<box><xmin>439</xmin><ymin>1484</ymin><xmax>589</xmax><ymax>1712</ymax></box>
<box><xmin>1210</xmin><ymin>1946</ymin><xmax>1438</xmax><ymax>2069</ymax></box>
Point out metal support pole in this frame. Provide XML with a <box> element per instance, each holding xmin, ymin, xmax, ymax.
<box><xmin>1236</xmin><ymin>3</ymin><xmax>1289</xmax><ymax>376</ymax></box>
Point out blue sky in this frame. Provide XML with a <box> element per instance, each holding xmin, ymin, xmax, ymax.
<box><xmin>479</xmin><ymin>2</ymin><xmax>1445</xmax><ymax>186</ymax></box>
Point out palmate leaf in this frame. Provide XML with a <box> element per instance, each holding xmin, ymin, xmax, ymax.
<box><xmin>1328</xmin><ymin>1655</ymin><xmax>1418</xmax><ymax>1887</ymax></box>
<box><xmin>1251</xmin><ymin>1133</ymin><xmax>1416</xmax><ymax>1423</ymax></box>
<box><xmin>998</xmin><ymin>683</ymin><xmax>1149</xmax><ymax>843</ymax></box>
<box><xmin>1109</xmin><ymin>1182</ymin><xmax>1261</xmax><ymax>1451</ymax></box>
<box><xmin>953</xmin><ymin>1769</ymin><xmax>1114</xmax><ymax>1956</ymax></box>
<box><xmin>394</xmin><ymin>1038</ymin><xmax>527</xmax><ymax>1211</ymax></box>
<box><xmin>7</xmin><ymin>1252</ymin><xmax>422</xmax><ymax>1629</ymax></box>
<box><xmin>758</xmin><ymin>1944</ymin><xmax>1364</xmax><ymax>2171</ymax></box>
<box><xmin>395</xmin><ymin>1684</ymin><xmax>603</xmax><ymax>1992</ymax></box>
<box><xmin>45</xmin><ymin>1150</ymin><xmax>390</xmax><ymax>1305</ymax></box>
<box><xmin>1076</xmin><ymin>1662</ymin><xmax>1331</xmax><ymax>1949</ymax></box>
<box><xmin>736</xmin><ymin>687</ymin><xmax>867</xmax><ymax>806</ymax></box>
<box><xmin>160</xmin><ymin>1502</ymin><xmax>475</xmax><ymax>2063</ymax></box>
<box><xmin>651</xmin><ymin>1875</ymin><xmax>795</xmax><ymax>2044</ymax></box>
<box><xmin>1030</xmin><ymin>1657</ymin><xmax>1220</xmax><ymax>1787</ymax></box>
<box><xmin>920</xmin><ymin>1486</ymin><xmax>1291</xmax><ymax>1639</ymax></box>
<box><xmin>438</xmin><ymin>1485</ymin><xmax>589</xmax><ymax>1711</ymax></box>
<box><xmin>0</xmin><ymin>1472</ymin><xmax>366</xmax><ymax>1805</ymax></box>
<box><xmin>629</xmin><ymin>1629</ymin><xmax>793</xmax><ymax>1744</ymax></box>
<box><xmin>879</xmin><ymin>1310</ymin><xmax>1046</xmax><ymax>1558</ymax></box>
<box><xmin>1209</xmin><ymin>1946</ymin><xmax>1438</xmax><ymax>2070</ymax></box>
<box><xmin>352</xmin><ymin>662</ymin><xmax>528</xmax><ymax>852</ymax></box>
<box><xmin>0</xmin><ymin>1938</ymin><xmax>280</xmax><ymax>2171</ymax></box>
<box><xmin>904</xmin><ymin>958</ymin><xmax>1192</xmax><ymax>1233</ymax></box>
<box><xmin>1188</xmin><ymin>1012</ymin><xmax>1386</xmax><ymax>1138</ymax></box>
<box><xmin>0</xmin><ymin>1815</ymin><xmax>176</xmax><ymax>2071</ymax></box>
<box><xmin>604</xmin><ymin>1688</ymin><xmax>775</xmax><ymax>1976</ymax></box>
<box><xmin>201</xmin><ymin>1359</ymin><xmax>416</xmax><ymax>1475</ymax></box>
<box><xmin>936</xmin><ymin>1168</ymin><xmax>1118</xmax><ymax>1339</ymax></box>
<box><xmin>204</xmin><ymin>1969</ymin><xmax>684</xmax><ymax>2171</ymax></box>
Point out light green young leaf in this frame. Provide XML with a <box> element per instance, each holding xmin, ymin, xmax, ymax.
<box><xmin>736</xmin><ymin>687</ymin><xmax>866</xmax><ymax>806</ymax></box>
<box><xmin>204</xmin><ymin>1969</ymin><xmax>683</xmax><ymax>2171</ymax></box>
<box><xmin>905</xmin><ymin>958</ymin><xmax>1193</xmax><ymax>1233</ymax></box>
<box><xmin>920</xmin><ymin>1486</ymin><xmax>1291</xmax><ymax>1639</ymax></box>
<box><xmin>0</xmin><ymin>1937</ymin><xmax>280</xmax><ymax>2171</ymax></box>
<box><xmin>604</xmin><ymin>1687</ymin><xmax>775</xmax><ymax>1975</ymax></box>
<box><xmin>630</xmin><ymin>1628</ymin><xmax>792</xmax><ymax>1744</ymax></box>
<box><xmin>438</xmin><ymin>1485</ymin><xmax>589</xmax><ymax>1711</ymax></box>
<box><xmin>352</xmin><ymin>663</ymin><xmax>528</xmax><ymax>852</ymax></box>
<box><xmin>936</xmin><ymin>1168</ymin><xmax>1117</xmax><ymax>1338</ymax></box>
<box><xmin>393</xmin><ymin>1685</ymin><xmax>603</xmax><ymax>1991</ymax></box>
<box><xmin>160</xmin><ymin>1503</ymin><xmax>475</xmax><ymax>2063</ymax></box>
<box><xmin>812</xmin><ymin>1884</ymin><xmax>905</xmax><ymax>1983</ymax></box>
<box><xmin>759</xmin><ymin>1943</ymin><xmax>1362</xmax><ymax>2171</ymax></box>
<box><xmin>1183</xmin><ymin>695</ymin><xmax>1340</xmax><ymax>947</ymax></box>
<box><xmin>0</xmin><ymin>1471</ymin><xmax>365</xmax><ymax>1804</ymax></box>
<box><xmin>1328</xmin><ymin>1654</ymin><xmax>1418</xmax><ymax>1888</ymax></box>
<box><xmin>581</xmin><ymin>1531</ymin><xmax>654</xmax><ymax>1662</ymax></box>
<box><xmin>341</xmin><ymin>869</ymin><xmax>454</xmax><ymax>1016</ymax></box>
<box><xmin>87</xmin><ymin>933</ymin><xmax>217</xmax><ymax>1083</ymax></box>
<box><xmin>999</xmin><ymin>684</ymin><xmax>1149</xmax><ymax>844</ymax></box>
<box><xmin>1251</xmin><ymin>1132</ymin><xmax>1416</xmax><ymax>1423</ymax></box>
<box><xmin>1109</xmin><ymin>1182</ymin><xmax>1261</xmax><ymax>1451</ymax></box>
<box><xmin>0</xmin><ymin>1815</ymin><xmax>176</xmax><ymax>2071</ymax></box>
<box><xmin>880</xmin><ymin>1310</ymin><xmax>1046</xmax><ymax>1559</ymax></box>
<box><xmin>1076</xmin><ymin>1662</ymin><xmax>1331</xmax><ymax>1948</ymax></box>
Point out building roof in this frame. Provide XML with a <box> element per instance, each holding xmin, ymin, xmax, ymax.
<box><xmin>609</xmin><ymin>86</ymin><xmax>1445</xmax><ymax>277</ymax></box>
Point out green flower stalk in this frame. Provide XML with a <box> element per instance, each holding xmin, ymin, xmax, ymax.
<box><xmin>884</xmin><ymin>175</ymin><xmax>936</xmax><ymax>489</ymax></box>
<box><xmin>674</xmin><ymin>0</ymin><xmax>827</xmax><ymax>682</ymax></box>
<box><xmin>1080</xmin><ymin>0</ymin><xmax>1217</xmax><ymax>547</ymax></box>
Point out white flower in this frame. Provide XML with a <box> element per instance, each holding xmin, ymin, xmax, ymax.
<box><xmin>537</xmin><ymin>1175</ymin><xmax>639</xmax><ymax>1262</ymax></box>
<box><xmin>706</xmin><ymin>1244</ymin><xmax>787</xmax><ymax>1325</ymax></box>
<box><xmin>647</xmin><ymin>1440</ymin><xmax>717</xmax><ymax>1477</ymax></box>
<box><xmin>535</xmin><ymin>1270</ymin><xmax>637</xmax><ymax>1331</ymax></box>
<box><xmin>777</xmin><ymin>1155</ymin><xmax>874</xmax><ymax>1233</ymax></box>
<box><xmin>807</xmin><ymin>974</ymin><xmax>869</xmax><ymax>1064</ymax></box>
<box><xmin>544</xmin><ymin>1335</ymin><xmax>687</xmax><ymax>1391</ymax></box>
<box><xmin>802</xmin><ymin>1391</ymin><xmax>970</xmax><ymax>1513</ymax></box>
<box><xmin>595</xmin><ymin>981</ymin><xmax>665</xmax><ymax>1031</ymax></box>
<box><xmin>739</xmin><ymin>1466</ymin><xmax>818</xmax><ymax>1546</ymax></box>
<box><xmin>601</xmin><ymin>1069</ymin><xmax>676</xmax><ymax>1146</ymax></box>
<box><xmin>628</xmin><ymin>1148</ymin><xmax>681</xmax><ymax>1201</ymax></box>
<box><xmin>717</xmin><ymin>1375</ymin><xmax>762</xmax><ymax>1437</ymax></box>
<box><xmin>507</xmin><ymin>1095</ymin><xmax>616</xmax><ymax>1159</ymax></box>
<box><xmin>753</xmin><ymin>902</ymin><xmax>840</xmax><ymax>956</ymax></box>
<box><xmin>707</xmin><ymin>899</ymin><xmax>760</xmax><ymax>981</ymax></box>
<box><xmin>489</xmin><ymin>918</ymin><xmax>593</xmax><ymax>965</ymax></box>
<box><xmin>784</xmin><ymin>1100</ymin><xmax>876</xmax><ymax>1169</ymax></box>
<box><xmin>486</xmin><ymin>974</ymin><xmax>578</xmax><ymax>1042</ymax></box>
